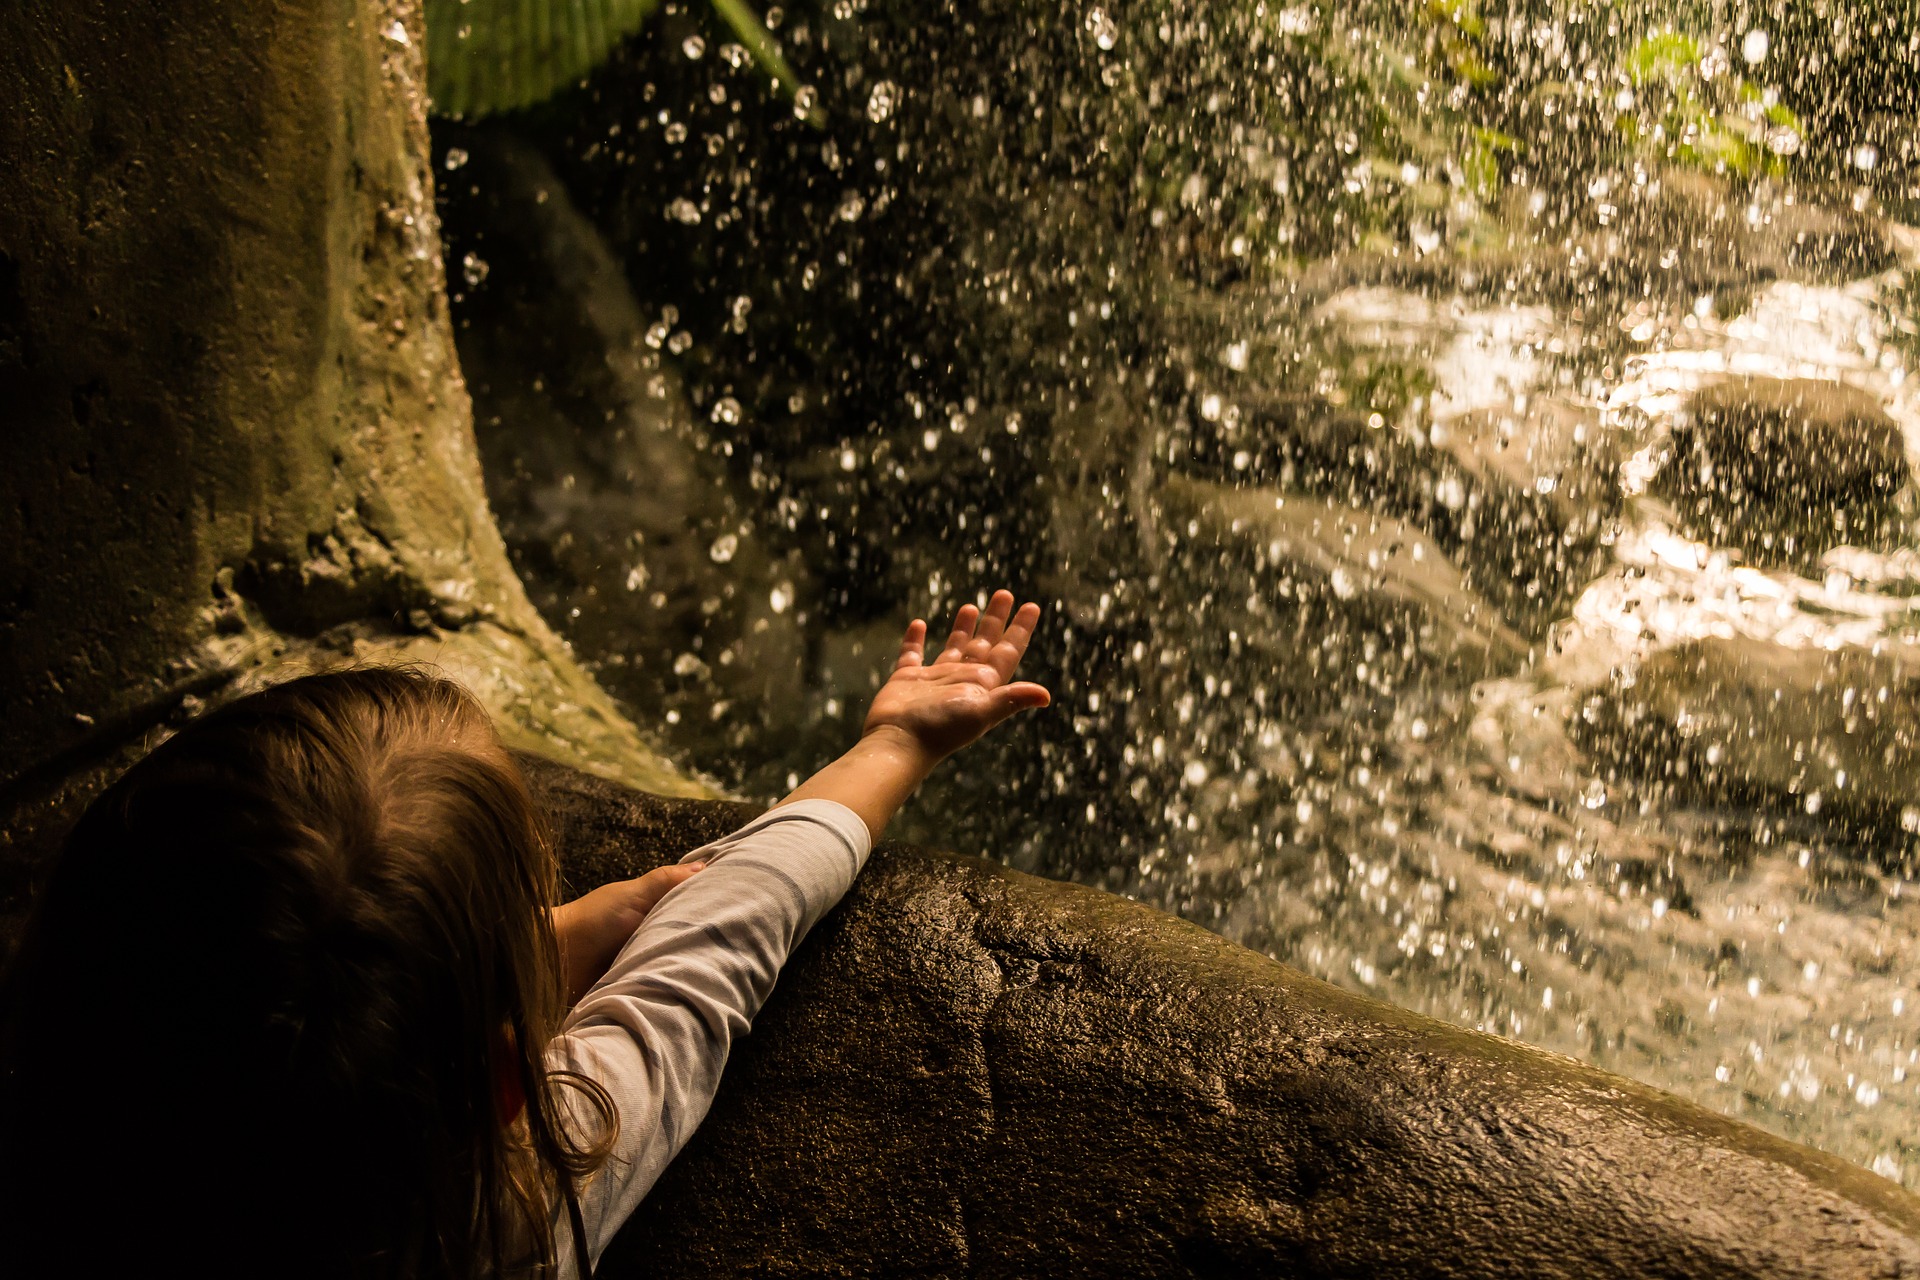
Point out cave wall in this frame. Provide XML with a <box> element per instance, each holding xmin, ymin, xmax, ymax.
<box><xmin>0</xmin><ymin>0</ymin><xmax>704</xmax><ymax>899</ymax></box>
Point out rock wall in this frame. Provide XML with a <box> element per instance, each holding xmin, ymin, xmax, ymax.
<box><xmin>0</xmin><ymin>0</ymin><xmax>707</xmax><ymax>925</ymax></box>
<box><xmin>528</xmin><ymin>757</ymin><xmax>1920</xmax><ymax>1279</ymax></box>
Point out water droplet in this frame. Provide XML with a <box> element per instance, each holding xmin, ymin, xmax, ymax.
<box><xmin>769</xmin><ymin>582</ymin><xmax>793</xmax><ymax>614</ymax></box>
<box><xmin>461</xmin><ymin>251</ymin><xmax>489</xmax><ymax>287</ymax></box>
<box><xmin>664</xmin><ymin>121</ymin><xmax>688</xmax><ymax>145</ymax></box>
<box><xmin>1183</xmin><ymin>760</ymin><xmax>1208</xmax><ymax>786</ymax></box>
<box><xmin>1274</xmin><ymin>5</ymin><xmax>1315</xmax><ymax>34</ymax></box>
<box><xmin>667</xmin><ymin>198</ymin><xmax>701</xmax><ymax>225</ymax></box>
<box><xmin>443</xmin><ymin>148</ymin><xmax>469</xmax><ymax>171</ymax></box>
<box><xmin>672</xmin><ymin>652</ymin><xmax>706</xmax><ymax>676</ymax></box>
<box><xmin>682</xmin><ymin>34</ymin><xmax>707</xmax><ymax>59</ymax></box>
<box><xmin>708</xmin><ymin>533</ymin><xmax>739</xmax><ymax>563</ymax></box>
<box><xmin>1085</xmin><ymin>7</ymin><xmax>1118</xmax><ymax>50</ymax></box>
<box><xmin>837</xmin><ymin>191</ymin><xmax>866</xmax><ymax>221</ymax></box>
<box><xmin>1852</xmin><ymin>144</ymin><xmax>1880</xmax><ymax>172</ymax></box>
<box><xmin>1740</xmin><ymin>29</ymin><xmax>1769</xmax><ymax>64</ymax></box>
<box><xmin>384</xmin><ymin>20</ymin><xmax>411</xmax><ymax>45</ymax></box>
<box><xmin>793</xmin><ymin>85</ymin><xmax>818</xmax><ymax>120</ymax></box>
<box><xmin>711</xmin><ymin>397</ymin><xmax>742</xmax><ymax>425</ymax></box>
<box><xmin>866</xmin><ymin>81</ymin><xmax>898</xmax><ymax>123</ymax></box>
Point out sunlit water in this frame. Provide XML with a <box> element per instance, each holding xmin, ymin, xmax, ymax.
<box><xmin>437</xmin><ymin>1</ymin><xmax>1920</xmax><ymax>1184</ymax></box>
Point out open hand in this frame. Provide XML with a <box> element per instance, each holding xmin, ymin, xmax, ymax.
<box><xmin>862</xmin><ymin>590</ymin><xmax>1051</xmax><ymax>764</ymax></box>
<box><xmin>552</xmin><ymin>863</ymin><xmax>704</xmax><ymax>1005</ymax></box>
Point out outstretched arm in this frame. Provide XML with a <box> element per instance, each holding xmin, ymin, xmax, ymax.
<box><xmin>774</xmin><ymin>588</ymin><xmax>1050</xmax><ymax>840</ymax></box>
<box><xmin>551</xmin><ymin>588</ymin><xmax>1048</xmax><ymax>1266</ymax></box>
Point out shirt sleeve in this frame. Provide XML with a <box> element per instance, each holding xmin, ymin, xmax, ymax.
<box><xmin>546</xmin><ymin>798</ymin><xmax>872</xmax><ymax>1272</ymax></box>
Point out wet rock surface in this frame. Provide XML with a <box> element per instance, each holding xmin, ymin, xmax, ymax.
<box><xmin>528</xmin><ymin>756</ymin><xmax>1920</xmax><ymax>1278</ymax></box>
<box><xmin>1660</xmin><ymin>378</ymin><xmax>1910</xmax><ymax>567</ymax></box>
<box><xmin>1160</xmin><ymin>475</ymin><xmax>1526</xmax><ymax>684</ymax></box>
<box><xmin>1577</xmin><ymin>637</ymin><xmax>1920</xmax><ymax>847</ymax></box>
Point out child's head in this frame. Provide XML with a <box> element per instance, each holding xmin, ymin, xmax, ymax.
<box><xmin>0</xmin><ymin>668</ymin><xmax>608</xmax><ymax>1278</ymax></box>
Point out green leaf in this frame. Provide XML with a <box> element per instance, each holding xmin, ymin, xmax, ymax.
<box><xmin>425</xmin><ymin>0</ymin><xmax>811</xmax><ymax>119</ymax></box>
<box><xmin>708</xmin><ymin>0</ymin><xmax>805</xmax><ymax>101</ymax></box>
<box><xmin>1626</xmin><ymin>32</ymin><xmax>1701</xmax><ymax>87</ymax></box>
<box><xmin>426</xmin><ymin>0</ymin><xmax>662</xmax><ymax>117</ymax></box>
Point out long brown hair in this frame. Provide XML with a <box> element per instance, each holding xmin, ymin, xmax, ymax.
<box><xmin>0</xmin><ymin>668</ymin><xmax>612</xmax><ymax>1277</ymax></box>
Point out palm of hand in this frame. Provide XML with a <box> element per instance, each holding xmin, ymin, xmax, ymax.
<box><xmin>863</xmin><ymin>591</ymin><xmax>1050</xmax><ymax>761</ymax></box>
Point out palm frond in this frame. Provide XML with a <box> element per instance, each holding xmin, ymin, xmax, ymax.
<box><xmin>427</xmin><ymin>0</ymin><xmax>689</xmax><ymax>118</ymax></box>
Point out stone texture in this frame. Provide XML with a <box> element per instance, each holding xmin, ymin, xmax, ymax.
<box><xmin>1576</xmin><ymin>636</ymin><xmax>1920</xmax><ymax>844</ymax></box>
<box><xmin>1160</xmin><ymin>474</ymin><xmax>1528</xmax><ymax>681</ymax></box>
<box><xmin>525</xmin><ymin>756</ymin><xmax>1920</xmax><ymax>1279</ymax></box>
<box><xmin>0</xmin><ymin>0</ymin><xmax>704</xmax><ymax>880</ymax></box>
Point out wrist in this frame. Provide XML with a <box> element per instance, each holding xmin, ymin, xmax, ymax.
<box><xmin>858</xmin><ymin>721</ymin><xmax>943</xmax><ymax>772</ymax></box>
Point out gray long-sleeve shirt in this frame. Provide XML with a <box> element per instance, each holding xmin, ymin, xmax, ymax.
<box><xmin>548</xmin><ymin>799</ymin><xmax>872</xmax><ymax>1274</ymax></box>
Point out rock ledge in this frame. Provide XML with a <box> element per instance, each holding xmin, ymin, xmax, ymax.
<box><xmin>528</xmin><ymin>757</ymin><xmax>1920</xmax><ymax>1280</ymax></box>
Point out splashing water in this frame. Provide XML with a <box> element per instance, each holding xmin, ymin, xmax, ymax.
<box><xmin>438</xmin><ymin>0</ymin><xmax>1920</xmax><ymax>1186</ymax></box>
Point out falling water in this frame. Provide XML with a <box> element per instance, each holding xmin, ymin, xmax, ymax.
<box><xmin>435</xmin><ymin>0</ymin><xmax>1920</xmax><ymax>1184</ymax></box>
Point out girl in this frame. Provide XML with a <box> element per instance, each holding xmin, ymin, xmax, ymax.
<box><xmin>0</xmin><ymin>591</ymin><xmax>1048</xmax><ymax>1279</ymax></box>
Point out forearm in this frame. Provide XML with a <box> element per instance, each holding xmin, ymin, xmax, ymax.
<box><xmin>772</xmin><ymin>725</ymin><xmax>939</xmax><ymax>842</ymax></box>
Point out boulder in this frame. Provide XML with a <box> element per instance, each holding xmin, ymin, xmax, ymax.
<box><xmin>1576</xmin><ymin>636</ymin><xmax>1920</xmax><ymax>844</ymax></box>
<box><xmin>524</xmin><ymin>756</ymin><xmax>1920</xmax><ymax>1278</ymax></box>
<box><xmin>1660</xmin><ymin>378</ymin><xmax>1909</xmax><ymax>565</ymax></box>
<box><xmin>1158</xmin><ymin>474</ymin><xmax>1528</xmax><ymax>686</ymax></box>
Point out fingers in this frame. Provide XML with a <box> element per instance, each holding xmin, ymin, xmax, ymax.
<box><xmin>990</xmin><ymin>600</ymin><xmax>1042</xmax><ymax>681</ymax></box>
<box><xmin>937</xmin><ymin>603</ymin><xmax>981</xmax><ymax>663</ymax></box>
<box><xmin>894</xmin><ymin>619</ymin><xmax>928</xmax><ymax>671</ymax></box>
<box><xmin>632</xmin><ymin>862</ymin><xmax>704</xmax><ymax>918</ymax></box>
<box><xmin>933</xmin><ymin>590</ymin><xmax>1041</xmax><ymax>673</ymax></box>
<box><xmin>974</xmin><ymin>589</ymin><xmax>1016</xmax><ymax>647</ymax></box>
